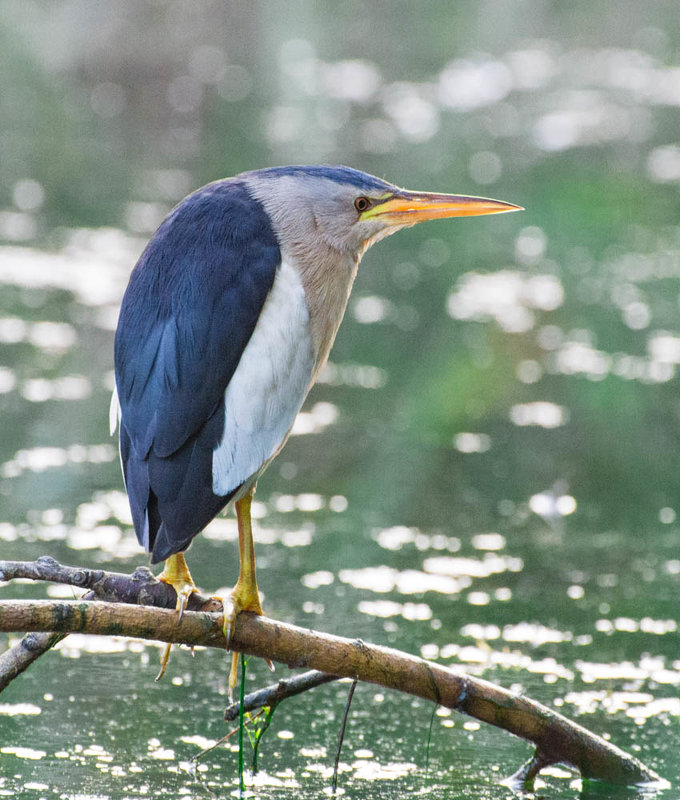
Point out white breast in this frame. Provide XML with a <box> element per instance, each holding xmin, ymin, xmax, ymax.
<box><xmin>212</xmin><ymin>259</ymin><xmax>315</xmax><ymax>495</ymax></box>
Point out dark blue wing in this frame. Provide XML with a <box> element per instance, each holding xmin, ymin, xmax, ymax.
<box><xmin>114</xmin><ymin>179</ymin><xmax>280</xmax><ymax>561</ymax></box>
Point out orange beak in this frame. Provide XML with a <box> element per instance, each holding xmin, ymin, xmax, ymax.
<box><xmin>362</xmin><ymin>190</ymin><xmax>523</xmax><ymax>225</ymax></box>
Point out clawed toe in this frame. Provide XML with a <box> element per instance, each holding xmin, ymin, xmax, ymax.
<box><xmin>155</xmin><ymin>553</ymin><xmax>197</xmax><ymax>681</ymax></box>
<box><xmin>220</xmin><ymin>584</ymin><xmax>268</xmax><ymax>696</ymax></box>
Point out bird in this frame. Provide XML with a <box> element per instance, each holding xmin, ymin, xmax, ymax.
<box><xmin>111</xmin><ymin>165</ymin><xmax>521</xmax><ymax>683</ymax></box>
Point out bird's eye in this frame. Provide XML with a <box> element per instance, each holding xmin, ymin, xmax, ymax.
<box><xmin>354</xmin><ymin>196</ymin><xmax>372</xmax><ymax>213</ymax></box>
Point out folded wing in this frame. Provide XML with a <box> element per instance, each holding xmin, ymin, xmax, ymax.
<box><xmin>114</xmin><ymin>180</ymin><xmax>281</xmax><ymax>561</ymax></box>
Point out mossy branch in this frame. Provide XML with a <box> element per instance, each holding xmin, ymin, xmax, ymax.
<box><xmin>0</xmin><ymin>558</ymin><xmax>666</xmax><ymax>789</ymax></box>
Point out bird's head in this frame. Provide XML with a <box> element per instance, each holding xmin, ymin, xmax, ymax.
<box><xmin>242</xmin><ymin>165</ymin><xmax>522</xmax><ymax>261</ymax></box>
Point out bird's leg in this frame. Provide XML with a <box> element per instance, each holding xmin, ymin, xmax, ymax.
<box><xmin>232</xmin><ymin>486</ymin><xmax>264</xmax><ymax>616</ymax></box>
<box><xmin>156</xmin><ymin>552</ymin><xmax>197</xmax><ymax>681</ymax></box>
<box><xmin>225</xmin><ymin>485</ymin><xmax>270</xmax><ymax>690</ymax></box>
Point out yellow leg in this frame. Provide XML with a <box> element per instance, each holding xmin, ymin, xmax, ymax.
<box><xmin>232</xmin><ymin>486</ymin><xmax>264</xmax><ymax>617</ymax></box>
<box><xmin>224</xmin><ymin>485</ymin><xmax>271</xmax><ymax>690</ymax></box>
<box><xmin>156</xmin><ymin>552</ymin><xmax>197</xmax><ymax>681</ymax></box>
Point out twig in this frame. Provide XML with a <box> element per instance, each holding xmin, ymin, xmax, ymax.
<box><xmin>333</xmin><ymin>679</ymin><xmax>357</xmax><ymax>795</ymax></box>
<box><xmin>0</xmin><ymin>593</ymin><xmax>666</xmax><ymax>787</ymax></box>
<box><xmin>425</xmin><ymin>702</ymin><xmax>437</xmax><ymax>782</ymax></box>
<box><xmin>191</xmin><ymin>719</ymin><xmax>248</xmax><ymax>762</ymax></box>
<box><xmin>224</xmin><ymin>670</ymin><xmax>339</xmax><ymax>721</ymax></box>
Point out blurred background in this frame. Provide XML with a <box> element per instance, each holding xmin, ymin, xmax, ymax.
<box><xmin>1</xmin><ymin>2</ymin><xmax>680</xmax><ymax>798</ymax></box>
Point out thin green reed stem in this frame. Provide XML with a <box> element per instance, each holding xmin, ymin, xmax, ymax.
<box><xmin>238</xmin><ymin>655</ymin><xmax>247</xmax><ymax>796</ymax></box>
<box><xmin>252</xmin><ymin>703</ymin><xmax>277</xmax><ymax>774</ymax></box>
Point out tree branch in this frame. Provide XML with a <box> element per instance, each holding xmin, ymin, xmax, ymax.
<box><xmin>0</xmin><ymin>556</ymin><xmax>219</xmax><ymax>609</ymax></box>
<box><xmin>0</xmin><ymin>631</ymin><xmax>65</xmax><ymax>692</ymax></box>
<box><xmin>0</xmin><ymin>569</ymin><xmax>666</xmax><ymax>788</ymax></box>
<box><xmin>224</xmin><ymin>669</ymin><xmax>339</xmax><ymax>720</ymax></box>
<box><xmin>0</xmin><ymin>557</ymin><xmax>219</xmax><ymax>690</ymax></box>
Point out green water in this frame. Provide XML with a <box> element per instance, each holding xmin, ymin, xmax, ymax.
<box><xmin>2</xmin><ymin>2</ymin><xmax>680</xmax><ymax>797</ymax></box>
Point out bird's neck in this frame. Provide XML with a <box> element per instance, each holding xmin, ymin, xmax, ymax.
<box><xmin>285</xmin><ymin>245</ymin><xmax>359</xmax><ymax>378</ymax></box>
<box><xmin>240</xmin><ymin>176</ymin><xmax>361</xmax><ymax>376</ymax></box>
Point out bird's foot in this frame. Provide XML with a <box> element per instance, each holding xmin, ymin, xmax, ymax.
<box><xmin>156</xmin><ymin>554</ymin><xmax>197</xmax><ymax>681</ymax></box>
<box><xmin>222</xmin><ymin>581</ymin><xmax>274</xmax><ymax>698</ymax></box>
<box><xmin>223</xmin><ymin>576</ymin><xmax>264</xmax><ymax>643</ymax></box>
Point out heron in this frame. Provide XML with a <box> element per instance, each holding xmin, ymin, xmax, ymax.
<box><xmin>111</xmin><ymin>165</ymin><xmax>521</xmax><ymax>684</ymax></box>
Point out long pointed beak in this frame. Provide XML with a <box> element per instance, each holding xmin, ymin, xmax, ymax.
<box><xmin>363</xmin><ymin>190</ymin><xmax>523</xmax><ymax>225</ymax></box>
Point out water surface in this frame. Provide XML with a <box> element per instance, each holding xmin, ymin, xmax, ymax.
<box><xmin>1</xmin><ymin>2</ymin><xmax>680</xmax><ymax>797</ymax></box>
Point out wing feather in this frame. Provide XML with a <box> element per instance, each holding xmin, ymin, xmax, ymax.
<box><xmin>114</xmin><ymin>179</ymin><xmax>281</xmax><ymax>560</ymax></box>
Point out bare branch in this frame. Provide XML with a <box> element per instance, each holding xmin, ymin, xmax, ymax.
<box><xmin>0</xmin><ymin>631</ymin><xmax>65</xmax><ymax>692</ymax></box>
<box><xmin>224</xmin><ymin>670</ymin><xmax>338</xmax><ymax>720</ymax></box>
<box><xmin>0</xmin><ymin>557</ymin><xmax>218</xmax><ymax>609</ymax></box>
<box><xmin>0</xmin><ymin>593</ymin><xmax>665</xmax><ymax>788</ymax></box>
<box><xmin>506</xmin><ymin>750</ymin><xmax>557</xmax><ymax>789</ymax></box>
<box><xmin>333</xmin><ymin>679</ymin><xmax>358</xmax><ymax>794</ymax></box>
<box><xmin>0</xmin><ymin>558</ymin><xmax>219</xmax><ymax>690</ymax></box>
